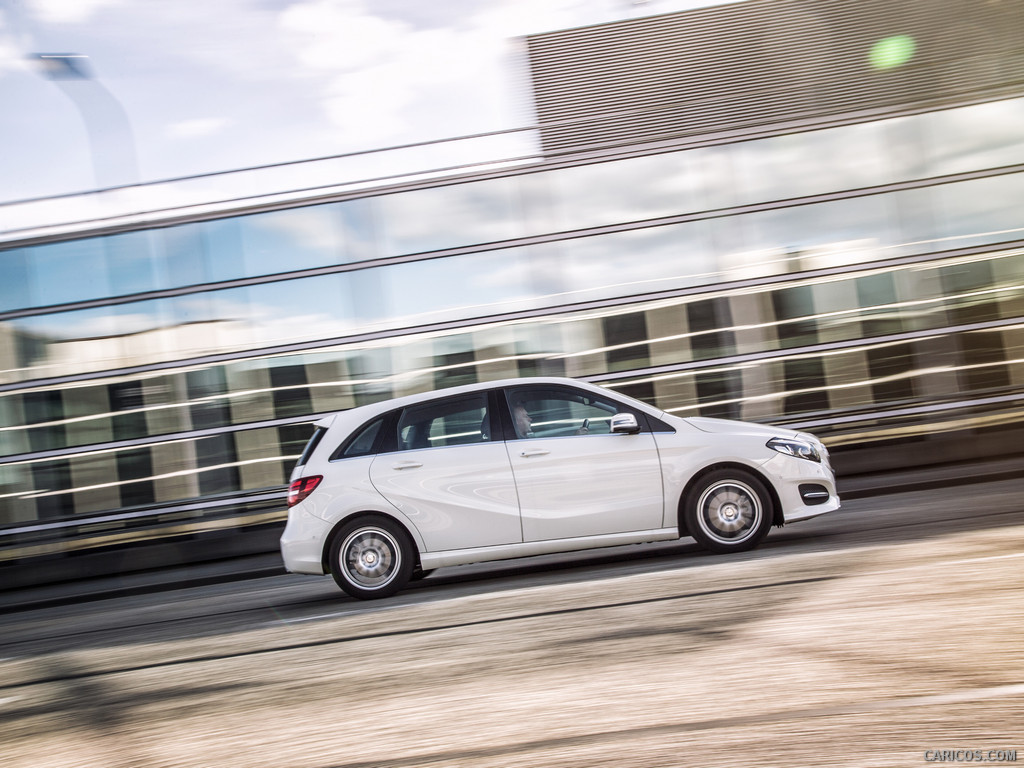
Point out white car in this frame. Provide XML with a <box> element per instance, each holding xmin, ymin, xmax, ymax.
<box><xmin>280</xmin><ymin>377</ymin><xmax>839</xmax><ymax>599</ymax></box>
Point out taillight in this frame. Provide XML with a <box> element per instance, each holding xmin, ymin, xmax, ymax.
<box><xmin>288</xmin><ymin>475</ymin><xmax>322</xmax><ymax>507</ymax></box>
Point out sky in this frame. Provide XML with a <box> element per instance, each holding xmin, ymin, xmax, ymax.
<box><xmin>0</xmin><ymin>0</ymin><xmax>729</xmax><ymax>207</ymax></box>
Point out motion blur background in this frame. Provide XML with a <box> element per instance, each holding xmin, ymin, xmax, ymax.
<box><xmin>1</xmin><ymin>0</ymin><xmax>1022</xmax><ymax>588</ymax></box>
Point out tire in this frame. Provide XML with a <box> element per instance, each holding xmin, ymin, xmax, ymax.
<box><xmin>684</xmin><ymin>469</ymin><xmax>774</xmax><ymax>554</ymax></box>
<box><xmin>329</xmin><ymin>516</ymin><xmax>415</xmax><ymax>599</ymax></box>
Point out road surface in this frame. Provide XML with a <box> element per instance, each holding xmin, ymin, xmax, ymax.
<box><xmin>1</xmin><ymin>477</ymin><xmax>1022</xmax><ymax>768</ymax></box>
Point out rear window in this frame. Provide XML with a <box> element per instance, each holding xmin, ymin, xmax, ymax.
<box><xmin>296</xmin><ymin>426</ymin><xmax>327</xmax><ymax>467</ymax></box>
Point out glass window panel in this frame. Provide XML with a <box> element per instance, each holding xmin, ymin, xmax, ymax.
<box><xmin>0</xmin><ymin>248</ymin><xmax>31</xmax><ymax>311</ymax></box>
<box><xmin>200</xmin><ymin>218</ymin><xmax>247</xmax><ymax>282</ymax></box>
<box><xmin>856</xmin><ymin>273</ymin><xmax>904</xmax><ymax>336</ymax></box>
<box><xmin>376</xmin><ymin>248</ymin><xmax>534</xmax><ymax>326</ymax></box>
<box><xmin>105</xmin><ymin>230</ymin><xmax>161</xmax><ymax>296</ymax></box>
<box><xmin>235</xmin><ymin>205</ymin><xmax>346</xmax><ymax>278</ymax></box>
<box><xmin>116</xmin><ymin>447</ymin><xmax>155</xmax><ymax>507</ymax></box>
<box><xmin>890</xmin><ymin>187</ymin><xmax>940</xmax><ymax>256</ymax></box>
<box><xmin>158</xmin><ymin>222</ymin><xmax>213</xmax><ymax>288</ymax></box>
<box><xmin>601</xmin><ymin>313</ymin><xmax>650</xmax><ymax>373</ymax></box>
<box><xmin>269</xmin><ymin>364</ymin><xmax>312</xmax><ymax>418</ymax></box>
<box><xmin>8</xmin><ymin>305</ymin><xmax>135</xmax><ymax>376</ymax></box>
<box><xmin>922</xmin><ymin>98</ymin><xmax>1024</xmax><ymax>176</ymax></box>
<box><xmin>695</xmin><ymin>369</ymin><xmax>743</xmax><ymax>420</ymax></box>
<box><xmin>934</xmin><ymin>173</ymin><xmax>1024</xmax><ymax>250</ymax></box>
<box><xmin>866</xmin><ymin>342</ymin><xmax>917</xmax><ymax>403</ymax></box>
<box><xmin>337</xmin><ymin>198</ymin><xmax>380</xmax><ymax>262</ymax></box>
<box><xmin>195</xmin><ymin>433</ymin><xmax>240</xmax><ymax>495</ymax></box>
<box><xmin>187</xmin><ymin>367</ymin><xmax>232</xmax><ymax>430</ymax></box>
<box><xmin>690</xmin><ymin>145</ymin><xmax>736</xmax><ymax>210</ymax></box>
<box><xmin>541</xmin><ymin>151</ymin><xmax>695</xmax><ymax>232</ymax></box>
<box><xmin>729</xmin><ymin>195</ymin><xmax>896</xmax><ymax>273</ymax></box>
<box><xmin>28</xmin><ymin>238</ymin><xmax>110</xmax><ymax>306</ymax></box>
<box><xmin>246</xmin><ymin>274</ymin><xmax>354</xmax><ymax>346</ymax></box>
<box><xmin>731</xmin><ymin>121</ymin><xmax>894</xmax><ymax>205</ymax></box>
<box><xmin>376</xmin><ymin>177</ymin><xmax>523</xmax><ymax>256</ymax></box>
<box><xmin>559</xmin><ymin>221</ymin><xmax>716</xmax><ymax>302</ymax></box>
<box><xmin>278</xmin><ymin>422</ymin><xmax>315</xmax><ymax>477</ymax></box>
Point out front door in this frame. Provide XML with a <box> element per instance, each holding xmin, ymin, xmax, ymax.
<box><xmin>504</xmin><ymin>385</ymin><xmax>664</xmax><ymax>542</ymax></box>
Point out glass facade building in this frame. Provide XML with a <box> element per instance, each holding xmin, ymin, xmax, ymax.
<box><xmin>2</xmin><ymin>2</ymin><xmax>1023</xmax><ymax>573</ymax></box>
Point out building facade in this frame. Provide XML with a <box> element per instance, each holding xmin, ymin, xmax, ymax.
<box><xmin>1</xmin><ymin>0</ymin><xmax>1023</xmax><ymax>574</ymax></box>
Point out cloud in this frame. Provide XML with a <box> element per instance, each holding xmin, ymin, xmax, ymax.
<box><xmin>26</xmin><ymin>0</ymin><xmax>127</xmax><ymax>25</ymax></box>
<box><xmin>277</xmin><ymin>0</ymin><xmax>541</xmax><ymax>153</ymax></box>
<box><xmin>167</xmin><ymin>117</ymin><xmax>230</xmax><ymax>139</ymax></box>
<box><xmin>0</xmin><ymin>10</ymin><xmax>30</xmax><ymax>76</ymax></box>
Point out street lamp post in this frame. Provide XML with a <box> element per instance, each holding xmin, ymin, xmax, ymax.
<box><xmin>30</xmin><ymin>53</ymin><xmax>139</xmax><ymax>190</ymax></box>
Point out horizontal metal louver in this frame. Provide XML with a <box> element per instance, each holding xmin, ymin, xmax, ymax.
<box><xmin>525</xmin><ymin>0</ymin><xmax>1024</xmax><ymax>155</ymax></box>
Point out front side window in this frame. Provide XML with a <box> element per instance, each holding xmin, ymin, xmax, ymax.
<box><xmin>505</xmin><ymin>386</ymin><xmax>626</xmax><ymax>439</ymax></box>
<box><xmin>396</xmin><ymin>395</ymin><xmax>490</xmax><ymax>451</ymax></box>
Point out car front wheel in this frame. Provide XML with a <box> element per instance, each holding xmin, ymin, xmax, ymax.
<box><xmin>329</xmin><ymin>516</ymin><xmax>415</xmax><ymax>599</ymax></box>
<box><xmin>684</xmin><ymin>469</ymin><xmax>774</xmax><ymax>554</ymax></box>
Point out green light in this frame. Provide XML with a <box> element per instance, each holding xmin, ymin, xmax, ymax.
<box><xmin>870</xmin><ymin>35</ymin><xmax>917</xmax><ymax>70</ymax></box>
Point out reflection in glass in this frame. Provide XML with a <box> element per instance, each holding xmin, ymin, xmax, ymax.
<box><xmin>731</xmin><ymin>121</ymin><xmax>894</xmax><ymax>205</ymax></box>
<box><xmin>234</xmin><ymin>205</ymin><xmax>346</xmax><ymax>277</ymax></box>
<box><xmin>732</xmin><ymin>195</ymin><xmax>896</xmax><ymax>273</ymax></box>
<box><xmin>157</xmin><ymin>222</ymin><xmax>209</xmax><ymax>288</ymax></box>
<box><xmin>377</xmin><ymin>177</ymin><xmax>523</xmax><ymax>256</ymax></box>
<box><xmin>934</xmin><ymin>173</ymin><xmax>1024</xmax><ymax>250</ymax></box>
<box><xmin>560</xmin><ymin>221</ymin><xmax>715</xmax><ymax>301</ymax></box>
<box><xmin>105</xmin><ymin>231</ymin><xmax>161</xmax><ymax>297</ymax></box>
<box><xmin>377</xmin><ymin>248</ymin><xmax>534</xmax><ymax>326</ymax></box>
<box><xmin>29</xmin><ymin>238</ymin><xmax>110</xmax><ymax>307</ymax></box>
<box><xmin>541</xmin><ymin>152</ymin><xmax>695</xmax><ymax>232</ymax></box>
<box><xmin>922</xmin><ymin>98</ymin><xmax>1024</xmax><ymax>176</ymax></box>
<box><xmin>0</xmin><ymin>248</ymin><xmax>31</xmax><ymax>312</ymax></box>
<box><xmin>246</xmin><ymin>274</ymin><xmax>354</xmax><ymax>346</ymax></box>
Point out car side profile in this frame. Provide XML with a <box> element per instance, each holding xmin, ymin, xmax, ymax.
<box><xmin>280</xmin><ymin>377</ymin><xmax>839</xmax><ymax>599</ymax></box>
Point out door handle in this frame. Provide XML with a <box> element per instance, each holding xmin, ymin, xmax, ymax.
<box><xmin>392</xmin><ymin>461</ymin><xmax>423</xmax><ymax>470</ymax></box>
<box><xmin>519</xmin><ymin>449</ymin><xmax>550</xmax><ymax>458</ymax></box>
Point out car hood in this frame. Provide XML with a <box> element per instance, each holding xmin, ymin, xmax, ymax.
<box><xmin>683</xmin><ymin>416</ymin><xmax>803</xmax><ymax>441</ymax></box>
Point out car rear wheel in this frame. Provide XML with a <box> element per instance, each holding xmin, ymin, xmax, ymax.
<box><xmin>684</xmin><ymin>469</ymin><xmax>773</xmax><ymax>554</ymax></box>
<box><xmin>330</xmin><ymin>516</ymin><xmax>414</xmax><ymax>599</ymax></box>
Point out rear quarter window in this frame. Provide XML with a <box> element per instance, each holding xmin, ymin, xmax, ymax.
<box><xmin>331</xmin><ymin>417</ymin><xmax>385</xmax><ymax>460</ymax></box>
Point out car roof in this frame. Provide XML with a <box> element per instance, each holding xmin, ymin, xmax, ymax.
<box><xmin>313</xmin><ymin>377</ymin><xmax>663</xmax><ymax>432</ymax></box>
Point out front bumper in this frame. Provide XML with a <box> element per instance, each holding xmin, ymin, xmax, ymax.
<box><xmin>761</xmin><ymin>452</ymin><xmax>841</xmax><ymax>524</ymax></box>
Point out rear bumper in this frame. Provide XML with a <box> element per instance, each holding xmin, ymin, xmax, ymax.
<box><xmin>279</xmin><ymin>504</ymin><xmax>330</xmax><ymax>575</ymax></box>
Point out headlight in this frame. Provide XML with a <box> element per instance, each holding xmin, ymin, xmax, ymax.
<box><xmin>767</xmin><ymin>437</ymin><xmax>821</xmax><ymax>463</ymax></box>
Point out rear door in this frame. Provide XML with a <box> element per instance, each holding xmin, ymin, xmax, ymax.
<box><xmin>369</xmin><ymin>391</ymin><xmax>522</xmax><ymax>552</ymax></box>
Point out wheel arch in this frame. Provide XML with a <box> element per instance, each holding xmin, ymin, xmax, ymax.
<box><xmin>676</xmin><ymin>461</ymin><xmax>784</xmax><ymax>536</ymax></box>
<box><xmin>321</xmin><ymin>511</ymin><xmax>424</xmax><ymax>575</ymax></box>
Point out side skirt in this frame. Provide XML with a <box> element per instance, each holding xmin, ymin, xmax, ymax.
<box><xmin>419</xmin><ymin>528</ymin><xmax>680</xmax><ymax>570</ymax></box>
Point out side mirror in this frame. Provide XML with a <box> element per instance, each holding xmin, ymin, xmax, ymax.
<box><xmin>610</xmin><ymin>413</ymin><xmax>641</xmax><ymax>434</ymax></box>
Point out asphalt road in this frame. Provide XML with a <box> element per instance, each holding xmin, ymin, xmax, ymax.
<box><xmin>1</xmin><ymin>477</ymin><xmax>1022</xmax><ymax>768</ymax></box>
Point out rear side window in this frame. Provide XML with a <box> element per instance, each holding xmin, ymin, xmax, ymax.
<box><xmin>296</xmin><ymin>426</ymin><xmax>327</xmax><ymax>467</ymax></box>
<box><xmin>396</xmin><ymin>394</ymin><xmax>490</xmax><ymax>451</ymax></box>
<box><xmin>331</xmin><ymin>417</ymin><xmax>385</xmax><ymax>460</ymax></box>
